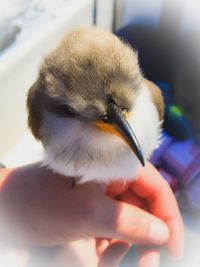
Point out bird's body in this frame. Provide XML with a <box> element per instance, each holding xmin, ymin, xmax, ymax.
<box><xmin>27</xmin><ymin>27</ymin><xmax>164</xmax><ymax>184</ymax></box>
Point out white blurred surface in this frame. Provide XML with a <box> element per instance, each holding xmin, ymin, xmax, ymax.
<box><xmin>0</xmin><ymin>0</ymin><xmax>94</xmax><ymax>160</ymax></box>
<box><xmin>0</xmin><ymin>0</ymin><xmax>74</xmax><ymax>58</ymax></box>
<box><xmin>2</xmin><ymin>132</ymin><xmax>43</xmax><ymax>167</ymax></box>
<box><xmin>95</xmin><ymin>0</ymin><xmax>114</xmax><ymax>31</ymax></box>
<box><xmin>181</xmin><ymin>0</ymin><xmax>200</xmax><ymax>33</ymax></box>
<box><xmin>0</xmin><ymin>0</ymin><xmax>27</xmax><ymax>21</ymax></box>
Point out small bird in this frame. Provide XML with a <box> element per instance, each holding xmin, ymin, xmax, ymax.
<box><xmin>27</xmin><ymin>27</ymin><xmax>164</xmax><ymax>184</ymax></box>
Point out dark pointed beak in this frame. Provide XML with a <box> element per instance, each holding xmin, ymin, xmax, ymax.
<box><xmin>107</xmin><ymin>103</ymin><xmax>145</xmax><ymax>167</ymax></box>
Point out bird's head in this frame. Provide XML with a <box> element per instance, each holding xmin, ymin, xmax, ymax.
<box><xmin>27</xmin><ymin>27</ymin><xmax>164</xmax><ymax>170</ymax></box>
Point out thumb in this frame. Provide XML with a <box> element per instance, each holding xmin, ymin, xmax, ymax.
<box><xmin>92</xmin><ymin>200</ymin><xmax>169</xmax><ymax>245</ymax></box>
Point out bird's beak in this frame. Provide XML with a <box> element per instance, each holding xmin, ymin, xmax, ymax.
<box><xmin>96</xmin><ymin>103</ymin><xmax>145</xmax><ymax>166</ymax></box>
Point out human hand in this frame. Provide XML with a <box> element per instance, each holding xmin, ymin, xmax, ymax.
<box><xmin>0</xmin><ymin>162</ymin><xmax>183</xmax><ymax>267</ymax></box>
<box><xmin>97</xmin><ymin>161</ymin><xmax>184</xmax><ymax>267</ymax></box>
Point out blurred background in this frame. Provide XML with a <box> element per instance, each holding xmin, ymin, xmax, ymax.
<box><xmin>0</xmin><ymin>0</ymin><xmax>200</xmax><ymax>266</ymax></box>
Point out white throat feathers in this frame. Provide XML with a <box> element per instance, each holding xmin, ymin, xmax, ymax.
<box><xmin>41</xmin><ymin>84</ymin><xmax>162</xmax><ymax>184</ymax></box>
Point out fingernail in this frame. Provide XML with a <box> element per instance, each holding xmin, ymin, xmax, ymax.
<box><xmin>149</xmin><ymin>222</ymin><xmax>169</xmax><ymax>244</ymax></box>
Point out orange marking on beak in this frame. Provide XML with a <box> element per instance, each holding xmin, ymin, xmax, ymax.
<box><xmin>95</xmin><ymin>119</ymin><xmax>129</xmax><ymax>146</ymax></box>
<box><xmin>96</xmin><ymin>112</ymin><xmax>129</xmax><ymax>141</ymax></box>
<box><xmin>96</xmin><ymin>121</ymin><xmax>121</xmax><ymax>137</ymax></box>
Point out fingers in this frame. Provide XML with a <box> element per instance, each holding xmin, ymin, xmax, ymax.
<box><xmin>96</xmin><ymin>238</ymin><xmax>110</xmax><ymax>257</ymax></box>
<box><xmin>115</xmin><ymin>203</ymin><xmax>169</xmax><ymax>245</ymax></box>
<box><xmin>93</xmin><ymin>199</ymin><xmax>169</xmax><ymax>246</ymax></box>
<box><xmin>137</xmin><ymin>246</ymin><xmax>160</xmax><ymax>267</ymax></box>
<box><xmin>98</xmin><ymin>240</ymin><xmax>130</xmax><ymax>267</ymax></box>
<box><xmin>131</xmin><ymin>162</ymin><xmax>184</xmax><ymax>259</ymax></box>
<box><xmin>117</xmin><ymin>189</ymin><xmax>149</xmax><ymax>211</ymax></box>
<box><xmin>97</xmin><ymin>240</ymin><xmax>161</xmax><ymax>267</ymax></box>
<box><xmin>165</xmin><ymin>216</ymin><xmax>184</xmax><ymax>260</ymax></box>
<box><xmin>106</xmin><ymin>181</ymin><xmax>130</xmax><ymax>197</ymax></box>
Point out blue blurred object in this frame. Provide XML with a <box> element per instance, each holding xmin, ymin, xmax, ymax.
<box><xmin>151</xmin><ymin>130</ymin><xmax>200</xmax><ymax>213</ymax></box>
<box><xmin>156</xmin><ymin>81</ymin><xmax>193</xmax><ymax>140</ymax></box>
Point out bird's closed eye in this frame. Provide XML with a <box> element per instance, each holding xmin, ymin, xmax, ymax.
<box><xmin>47</xmin><ymin>103</ymin><xmax>76</xmax><ymax>117</ymax></box>
<box><xmin>100</xmin><ymin>115</ymin><xmax>108</xmax><ymax>122</ymax></box>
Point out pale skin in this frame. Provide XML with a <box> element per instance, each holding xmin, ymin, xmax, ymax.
<box><xmin>0</xmin><ymin>162</ymin><xmax>184</xmax><ymax>267</ymax></box>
